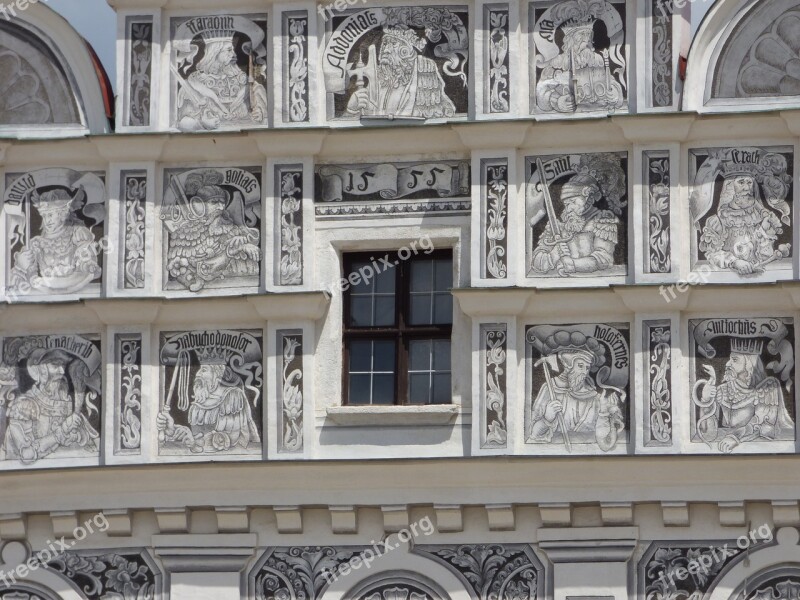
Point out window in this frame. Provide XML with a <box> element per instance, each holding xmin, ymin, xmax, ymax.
<box><xmin>343</xmin><ymin>250</ymin><xmax>453</xmax><ymax>405</ymax></box>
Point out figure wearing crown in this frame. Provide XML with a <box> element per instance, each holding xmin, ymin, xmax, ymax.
<box><xmin>344</xmin><ymin>8</ymin><xmax>462</xmax><ymax>119</ymax></box>
<box><xmin>694</xmin><ymin>149</ymin><xmax>792</xmax><ymax>276</ymax></box>
<box><xmin>534</xmin><ymin>0</ymin><xmax>625</xmax><ymax>113</ymax></box>
<box><xmin>157</xmin><ymin>344</ymin><xmax>260</xmax><ymax>454</ymax></box>
<box><xmin>175</xmin><ymin>18</ymin><xmax>268</xmax><ymax>131</ymax></box>
<box><xmin>693</xmin><ymin>336</ymin><xmax>795</xmax><ymax>453</ymax></box>
<box><xmin>9</xmin><ymin>188</ymin><xmax>101</xmax><ymax>294</ymax></box>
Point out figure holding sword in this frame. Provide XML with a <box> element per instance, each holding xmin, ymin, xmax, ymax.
<box><xmin>530</xmin><ymin>157</ymin><xmax>621</xmax><ymax>277</ymax></box>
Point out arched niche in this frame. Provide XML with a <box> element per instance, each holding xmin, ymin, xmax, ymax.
<box><xmin>0</xmin><ymin>542</ymin><xmax>83</xmax><ymax>600</ymax></box>
<box><xmin>0</xmin><ymin>582</ymin><xmax>63</xmax><ymax>600</ymax></box>
<box><xmin>0</xmin><ymin>3</ymin><xmax>110</xmax><ymax>136</ymax></box>
<box><xmin>708</xmin><ymin>528</ymin><xmax>800</xmax><ymax>600</ymax></box>
<box><xmin>343</xmin><ymin>573</ymin><xmax>451</xmax><ymax>600</ymax></box>
<box><xmin>684</xmin><ymin>0</ymin><xmax>800</xmax><ymax>112</ymax></box>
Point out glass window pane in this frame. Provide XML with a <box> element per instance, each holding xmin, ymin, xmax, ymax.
<box><xmin>349</xmin><ymin>340</ymin><xmax>372</xmax><ymax>372</ymax></box>
<box><xmin>374</xmin><ymin>296</ymin><xmax>396</xmax><ymax>327</ymax></box>
<box><xmin>372</xmin><ymin>340</ymin><xmax>396</xmax><ymax>372</ymax></box>
<box><xmin>409</xmin><ymin>340</ymin><xmax>432</xmax><ymax>371</ymax></box>
<box><xmin>408</xmin><ymin>373</ymin><xmax>431</xmax><ymax>404</ymax></box>
<box><xmin>348</xmin><ymin>262</ymin><xmax>373</xmax><ymax>294</ymax></box>
<box><xmin>349</xmin><ymin>374</ymin><xmax>371</xmax><ymax>404</ymax></box>
<box><xmin>432</xmin><ymin>294</ymin><xmax>453</xmax><ymax>325</ymax></box>
<box><xmin>375</xmin><ymin>262</ymin><xmax>396</xmax><ymax>293</ymax></box>
<box><xmin>432</xmin><ymin>373</ymin><xmax>451</xmax><ymax>404</ymax></box>
<box><xmin>432</xmin><ymin>340</ymin><xmax>451</xmax><ymax>371</ymax></box>
<box><xmin>410</xmin><ymin>261</ymin><xmax>433</xmax><ymax>293</ymax></box>
<box><xmin>349</xmin><ymin>297</ymin><xmax>373</xmax><ymax>327</ymax></box>
<box><xmin>434</xmin><ymin>259</ymin><xmax>452</xmax><ymax>291</ymax></box>
<box><xmin>372</xmin><ymin>374</ymin><xmax>395</xmax><ymax>405</ymax></box>
<box><xmin>409</xmin><ymin>294</ymin><xmax>432</xmax><ymax>325</ymax></box>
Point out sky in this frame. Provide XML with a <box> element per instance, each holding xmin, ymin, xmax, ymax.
<box><xmin>45</xmin><ymin>0</ymin><xmax>117</xmax><ymax>88</ymax></box>
<box><xmin>42</xmin><ymin>0</ymin><xmax>718</xmax><ymax>96</ymax></box>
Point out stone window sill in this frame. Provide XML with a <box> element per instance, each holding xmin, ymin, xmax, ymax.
<box><xmin>325</xmin><ymin>405</ymin><xmax>460</xmax><ymax>427</ymax></box>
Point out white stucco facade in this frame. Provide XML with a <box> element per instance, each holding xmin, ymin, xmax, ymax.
<box><xmin>0</xmin><ymin>0</ymin><xmax>799</xmax><ymax>599</ymax></box>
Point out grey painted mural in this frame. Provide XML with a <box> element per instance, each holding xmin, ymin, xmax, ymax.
<box><xmin>0</xmin><ymin>21</ymin><xmax>81</xmax><ymax>126</ymax></box>
<box><xmin>115</xmin><ymin>333</ymin><xmax>142</xmax><ymax>455</ymax></box>
<box><xmin>481</xmin><ymin>323</ymin><xmax>508</xmax><ymax>449</ymax></box>
<box><xmin>482</xmin><ymin>159</ymin><xmax>508</xmax><ymax>280</ymax></box>
<box><xmin>278</xmin><ymin>330</ymin><xmax>303</xmax><ymax>453</ymax></box>
<box><xmin>0</xmin><ymin>334</ymin><xmax>102</xmax><ymax>465</ymax></box>
<box><xmin>486</xmin><ymin>5</ymin><xmax>510</xmax><ymax>114</ymax></box>
<box><xmin>127</xmin><ymin>17</ymin><xmax>153</xmax><ymax>127</ymax></box>
<box><xmin>161</xmin><ymin>167</ymin><xmax>261</xmax><ymax>293</ymax></box>
<box><xmin>526</xmin><ymin>323</ymin><xmax>629</xmax><ymax>453</ymax></box>
<box><xmin>171</xmin><ymin>15</ymin><xmax>268</xmax><ymax>131</ymax></box>
<box><xmin>120</xmin><ymin>170</ymin><xmax>147</xmax><ymax>290</ymax></box>
<box><xmin>645</xmin><ymin>151</ymin><xmax>671</xmax><ymax>274</ymax></box>
<box><xmin>314</xmin><ymin>160</ymin><xmax>470</xmax><ymax>216</ymax></box>
<box><xmin>690</xmin><ymin>147</ymin><xmax>793</xmax><ymax>276</ymax></box>
<box><xmin>284</xmin><ymin>12</ymin><xmax>310</xmax><ymax>123</ymax></box>
<box><xmin>644</xmin><ymin>320</ymin><xmax>672</xmax><ymax>446</ymax></box>
<box><xmin>530</xmin><ymin>0</ymin><xmax>627</xmax><ymax>114</ymax></box>
<box><xmin>158</xmin><ymin>329</ymin><xmax>263</xmax><ymax>456</ymax></box>
<box><xmin>276</xmin><ymin>166</ymin><xmax>303</xmax><ymax>286</ymax></box>
<box><xmin>5</xmin><ymin>169</ymin><xmax>105</xmax><ymax>297</ymax></box>
<box><xmin>714</xmin><ymin>6</ymin><xmax>800</xmax><ymax>99</ymax></box>
<box><xmin>526</xmin><ymin>152</ymin><xmax>628</xmax><ymax>279</ymax></box>
<box><xmin>689</xmin><ymin>317</ymin><xmax>795</xmax><ymax>453</ymax></box>
<box><xmin>651</xmin><ymin>0</ymin><xmax>672</xmax><ymax>107</ymax></box>
<box><xmin>323</xmin><ymin>7</ymin><xmax>469</xmax><ymax>120</ymax></box>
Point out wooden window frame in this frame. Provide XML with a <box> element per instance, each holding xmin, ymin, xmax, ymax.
<box><xmin>342</xmin><ymin>249</ymin><xmax>453</xmax><ymax>406</ymax></box>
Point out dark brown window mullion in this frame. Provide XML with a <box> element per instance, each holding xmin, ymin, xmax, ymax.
<box><xmin>397</xmin><ymin>254</ymin><xmax>410</xmax><ymax>405</ymax></box>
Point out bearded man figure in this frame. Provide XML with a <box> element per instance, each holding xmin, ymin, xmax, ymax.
<box><xmin>3</xmin><ymin>349</ymin><xmax>98</xmax><ymax>464</ymax></box>
<box><xmin>157</xmin><ymin>361</ymin><xmax>260</xmax><ymax>453</ymax></box>
<box><xmin>165</xmin><ymin>170</ymin><xmax>261</xmax><ymax>292</ymax></box>
<box><xmin>345</xmin><ymin>27</ymin><xmax>456</xmax><ymax>119</ymax></box>
<box><xmin>530</xmin><ymin>173</ymin><xmax>619</xmax><ymax>276</ymax></box>
<box><xmin>699</xmin><ymin>173</ymin><xmax>784</xmax><ymax>276</ymax></box>
<box><xmin>697</xmin><ymin>338</ymin><xmax>794</xmax><ymax>453</ymax></box>
<box><xmin>177</xmin><ymin>35</ymin><xmax>268</xmax><ymax>131</ymax></box>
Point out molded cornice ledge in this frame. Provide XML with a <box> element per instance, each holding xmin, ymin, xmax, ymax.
<box><xmin>0</xmin><ymin>142</ymin><xmax>11</xmax><ymax>166</ymax></box>
<box><xmin>453</xmin><ymin>288</ymin><xmax>532</xmax><ymax>317</ymax></box>
<box><xmin>107</xmin><ymin>0</ymin><xmax>167</xmax><ymax>8</ymax></box>
<box><xmin>247</xmin><ymin>291</ymin><xmax>330</xmax><ymax>321</ymax></box>
<box><xmin>162</xmin><ymin>133</ymin><xmax>260</xmax><ymax>164</ymax></box>
<box><xmin>94</xmin><ymin>135</ymin><xmax>167</xmax><ymax>163</ymax></box>
<box><xmin>85</xmin><ymin>299</ymin><xmax>163</xmax><ymax>325</ymax></box>
<box><xmin>537</xmin><ymin>526</ymin><xmax>638</xmax><ymax>562</ymax></box>
<box><xmin>780</xmin><ymin>282</ymin><xmax>800</xmax><ymax>309</ymax></box>
<box><xmin>453</xmin><ymin>122</ymin><xmax>532</xmax><ymax>149</ymax></box>
<box><xmin>152</xmin><ymin>534</ymin><xmax>257</xmax><ymax>572</ymax></box>
<box><xmin>612</xmin><ymin>114</ymin><xmax>695</xmax><ymax>143</ymax></box>
<box><xmin>780</xmin><ymin>110</ymin><xmax>800</xmax><ymax>136</ymax></box>
<box><xmin>613</xmin><ymin>285</ymin><xmax>690</xmax><ymax>312</ymax></box>
<box><xmin>250</xmin><ymin>130</ymin><xmax>327</xmax><ymax>157</ymax></box>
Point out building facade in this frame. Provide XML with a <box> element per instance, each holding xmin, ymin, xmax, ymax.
<box><xmin>0</xmin><ymin>0</ymin><xmax>799</xmax><ymax>598</ymax></box>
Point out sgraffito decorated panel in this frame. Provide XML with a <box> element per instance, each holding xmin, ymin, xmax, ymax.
<box><xmin>0</xmin><ymin>334</ymin><xmax>102</xmax><ymax>466</ymax></box>
<box><xmin>276</xmin><ymin>166</ymin><xmax>303</xmax><ymax>286</ymax></box>
<box><xmin>480</xmin><ymin>323</ymin><xmax>508</xmax><ymax>449</ymax></box>
<box><xmin>277</xmin><ymin>330</ymin><xmax>303</xmax><ymax>454</ymax></box>
<box><xmin>688</xmin><ymin>317</ymin><xmax>795</xmax><ymax>454</ymax></box>
<box><xmin>486</xmin><ymin>4</ymin><xmax>511</xmax><ymax>114</ymax></box>
<box><xmin>126</xmin><ymin>17</ymin><xmax>153</xmax><ymax>127</ymax></box>
<box><xmin>314</xmin><ymin>160</ymin><xmax>470</xmax><ymax>217</ymax></box>
<box><xmin>689</xmin><ymin>147</ymin><xmax>793</xmax><ymax>278</ymax></box>
<box><xmin>4</xmin><ymin>169</ymin><xmax>105</xmax><ymax>299</ymax></box>
<box><xmin>323</xmin><ymin>6</ymin><xmax>469</xmax><ymax>121</ymax></box>
<box><xmin>157</xmin><ymin>329</ymin><xmax>263</xmax><ymax>457</ymax></box>
<box><xmin>171</xmin><ymin>14</ymin><xmax>268</xmax><ymax>131</ymax></box>
<box><xmin>529</xmin><ymin>0</ymin><xmax>627</xmax><ymax>115</ymax></box>
<box><xmin>644</xmin><ymin>151</ymin><xmax>671</xmax><ymax>274</ymax></box>
<box><xmin>526</xmin><ymin>323</ymin><xmax>629</xmax><ymax>454</ymax></box>
<box><xmin>643</xmin><ymin>319</ymin><xmax>672</xmax><ymax>447</ymax></box>
<box><xmin>119</xmin><ymin>170</ymin><xmax>147</xmax><ymax>290</ymax></box>
<box><xmin>526</xmin><ymin>152</ymin><xmax>628</xmax><ymax>281</ymax></box>
<box><xmin>161</xmin><ymin>167</ymin><xmax>261</xmax><ymax>293</ymax></box>
<box><xmin>283</xmin><ymin>11</ymin><xmax>310</xmax><ymax>123</ymax></box>
<box><xmin>115</xmin><ymin>333</ymin><xmax>142</xmax><ymax>455</ymax></box>
<box><xmin>0</xmin><ymin>21</ymin><xmax>82</xmax><ymax>126</ymax></box>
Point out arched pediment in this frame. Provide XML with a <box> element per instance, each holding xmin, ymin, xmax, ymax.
<box><xmin>0</xmin><ymin>4</ymin><xmax>110</xmax><ymax>136</ymax></box>
<box><xmin>685</xmin><ymin>0</ymin><xmax>800</xmax><ymax>112</ymax></box>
